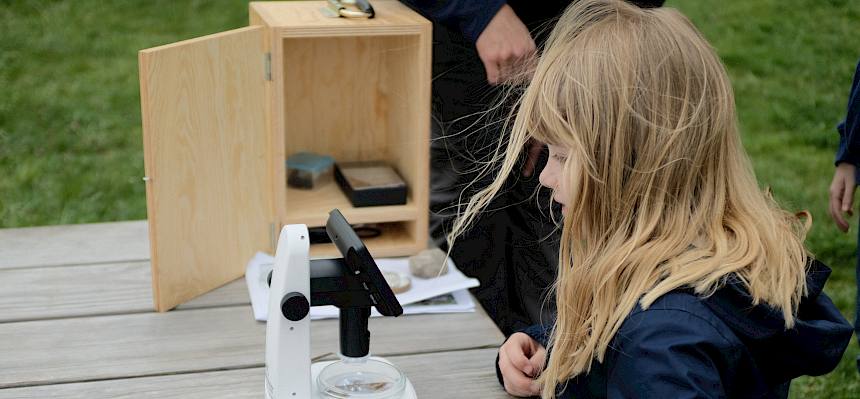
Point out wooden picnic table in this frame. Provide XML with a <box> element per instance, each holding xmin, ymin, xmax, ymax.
<box><xmin>0</xmin><ymin>221</ymin><xmax>510</xmax><ymax>398</ymax></box>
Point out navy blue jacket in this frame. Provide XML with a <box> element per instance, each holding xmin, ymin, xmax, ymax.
<box><xmin>399</xmin><ymin>1</ymin><xmax>665</xmax><ymax>43</ymax></box>
<box><xmin>498</xmin><ymin>260</ymin><xmax>852</xmax><ymax>398</ymax></box>
<box><xmin>835</xmin><ymin>60</ymin><xmax>860</xmax><ymax>168</ymax></box>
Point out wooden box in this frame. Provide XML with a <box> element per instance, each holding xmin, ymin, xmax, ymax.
<box><xmin>138</xmin><ymin>1</ymin><xmax>431</xmax><ymax>312</ymax></box>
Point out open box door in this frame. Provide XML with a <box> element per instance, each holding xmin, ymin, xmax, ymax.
<box><xmin>139</xmin><ymin>27</ymin><xmax>273</xmax><ymax>312</ymax></box>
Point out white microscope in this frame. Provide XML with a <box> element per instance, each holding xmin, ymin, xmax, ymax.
<box><xmin>265</xmin><ymin>209</ymin><xmax>417</xmax><ymax>399</ymax></box>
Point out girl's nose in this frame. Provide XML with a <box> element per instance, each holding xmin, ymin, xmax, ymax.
<box><xmin>539</xmin><ymin>166</ymin><xmax>556</xmax><ymax>190</ymax></box>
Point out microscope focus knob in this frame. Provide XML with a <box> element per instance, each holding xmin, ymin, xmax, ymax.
<box><xmin>281</xmin><ymin>292</ymin><xmax>310</xmax><ymax>321</ymax></box>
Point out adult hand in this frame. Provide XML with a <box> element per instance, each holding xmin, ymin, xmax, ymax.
<box><xmin>475</xmin><ymin>4</ymin><xmax>536</xmax><ymax>85</ymax></box>
<box><xmin>498</xmin><ymin>332</ymin><xmax>546</xmax><ymax>397</ymax></box>
<box><xmin>829</xmin><ymin>162</ymin><xmax>857</xmax><ymax>232</ymax></box>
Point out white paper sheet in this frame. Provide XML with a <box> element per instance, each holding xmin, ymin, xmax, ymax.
<box><xmin>245</xmin><ymin>252</ymin><xmax>480</xmax><ymax>321</ymax></box>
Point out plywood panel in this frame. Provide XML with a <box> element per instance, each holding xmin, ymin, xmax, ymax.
<box><xmin>0</xmin><ymin>306</ymin><xmax>503</xmax><ymax>388</ymax></box>
<box><xmin>282</xmin><ymin>35</ymin><xmax>411</xmax><ymax>163</ymax></box>
<box><xmin>382</xmin><ymin>26</ymin><xmax>432</xmax><ymax>252</ymax></box>
<box><xmin>0</xmin><ymin>349</ymin><xmax>508</xmax><ymax>398</ymax></box>
<box><xmin>139</xmin><ymin>27</ymin><xmax>274</xmax><ymax>311</ymax></box>
<box><xmin>251</xmin><ymin>0</ymin><xmax>427</xmax><ymax>37</ymax></box>
<box><xmin>0</xmin><ymin>221</ymin><xmax>149</xmax><ymax>269</ymax></box>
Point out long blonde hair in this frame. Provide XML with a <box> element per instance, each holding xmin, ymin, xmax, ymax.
<box><xmin>448</xmin><ymin>1</ymin><xmax>810</xmax><ymax>397</ymax></box>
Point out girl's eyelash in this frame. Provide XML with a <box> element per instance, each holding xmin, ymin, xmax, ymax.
<box><xmin>553</xmin><ymin>154</ymin><xmax>568</xmax><ymax>162</ymax></box>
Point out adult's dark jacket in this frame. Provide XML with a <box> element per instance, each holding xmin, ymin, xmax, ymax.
<box><xmin>399</xmin><ymin>1</ymin><xmax>666</xmax><ymax>44</ymax></box>
<box><xmin>498</xmin><ymin>260</ymin><xmax>853</xmax><ymax>398</ymax></box>
<box><xmin>836</xmin><ymin>60</ymin><xmax>860</xmax><ymax>173</ymax></box>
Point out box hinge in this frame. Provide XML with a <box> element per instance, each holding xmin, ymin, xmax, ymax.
<box><xmin>264</xmin><ymin>52</ymin><xmax>272</xmax><ymax>81</ymax></box>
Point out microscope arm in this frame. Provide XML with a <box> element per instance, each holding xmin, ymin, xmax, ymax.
<box><xmin>309</xmin><ymin>258</ymin><xmax>376</xmax><ymax>308</ymax></box>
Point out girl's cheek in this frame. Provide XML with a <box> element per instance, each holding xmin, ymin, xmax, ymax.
<box><xmin>557</xmin><ymin>162</ymin><xmax>576</xmax><ymax>205</ymax></box>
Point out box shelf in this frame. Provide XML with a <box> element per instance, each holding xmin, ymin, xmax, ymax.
<box><xmin>309</xmin><ymin>221</ymin><xmax>417</xmax><ymax>259</ymax></box>
<box><xmin>283</xmin><ymin>181</ymin><xmax>419</xmax><ymax>227</ymax></box>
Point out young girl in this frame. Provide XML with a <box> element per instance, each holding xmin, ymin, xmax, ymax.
<box><xmin>449</xmin><ymin>0</ymin><xmax>853</xmax><ymax>397</ymax></box>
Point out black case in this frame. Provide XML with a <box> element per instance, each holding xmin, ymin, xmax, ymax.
<box><xmin>334</xmin><ymin>161</ymin><xmax>407</xmax><ymax>207</ymax></box>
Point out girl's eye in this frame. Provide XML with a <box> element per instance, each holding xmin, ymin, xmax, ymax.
<box><xmin>552</xmin><ymin>154</ymin><xmax>568</xmax><ymax>163</ymax></box>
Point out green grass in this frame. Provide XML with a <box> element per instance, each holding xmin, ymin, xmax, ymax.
<box><xmin>0</xmin><ymin>0</ymin><xmax>249</xmax><ymax>225</ymax></box>
<box><xmin>1</xmin><ymin>0</ymin><xmax>858</xmax><ymax>396</ymax></box>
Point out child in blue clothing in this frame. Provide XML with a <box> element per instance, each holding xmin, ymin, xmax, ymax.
<box><xmin>828</xmin><ymin>58</ymin><xmax>860</xmax><ymax>374</ymax></box>
<box><xmin>449</xmin><ymin>0</ymin><xmax>853</xmax><ymax>397</ymax></box>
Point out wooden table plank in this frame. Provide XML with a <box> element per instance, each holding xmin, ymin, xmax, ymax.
<box><xmin>0</xmin><ymin>221</ymin><xmax>150</xmax><ymax>269</ymax></box>
<box><xmin>0</xmin><ymin>261</ymin><xmax>248</xmax><ymax>323</ymax></box>
<box><xmin>0</xmin><ymin>348</ymin><xmax>510</xmax><ymax>399</ymax></box>
<box><xmin>399</xmin><ymin>348</ymin><xmax>509</xmax><ymax>399</ymax></box>
<box><xmin>0</xmin><ymin>261</ymin><xmax>153</xmax><ymax>322</ymax></box>
<box><xmin>0</xmin><ymin>306</ymin><xmax>504</xmax><ymax>389</ymax></box>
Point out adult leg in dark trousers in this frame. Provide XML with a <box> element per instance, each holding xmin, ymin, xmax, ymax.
<box><xmin>428</xmin><ymin>23</ymin><xmax>559</xmax><ymax>336</ymax></box>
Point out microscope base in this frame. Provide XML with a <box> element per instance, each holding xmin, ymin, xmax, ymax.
<box><xmin>310</xmin><ymin>357</ymin><xmax>417</xmax><ymax>399</ymax></box>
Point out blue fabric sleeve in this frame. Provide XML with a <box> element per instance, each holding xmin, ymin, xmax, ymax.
<box><xmin>835</xmin><ymin>60</ymin><xmax>860</xmax><ymax>166</ymax></box>
<box><xmin>604</xmin><ymin>309</ymin><xmax>739</xmax><ymax>398</ymax></box>
<box><xmin>521</xmin><ymin>323</ymin><xmax>552</xmax><ymax>348</ymax></box>
<box><xmin>399</xmin><ymin>0</ymin><xmax>507</xmax><ymax>43</ymax></box>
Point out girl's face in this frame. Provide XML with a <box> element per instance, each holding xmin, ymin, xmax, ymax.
<box><xmin>539</xmin><ymin>144</ymin><xmax>571</xmax><ymax>212</ymax></box>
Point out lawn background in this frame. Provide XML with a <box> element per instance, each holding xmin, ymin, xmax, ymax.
<box><xmin>0</xmin><ymin>0</ymin><xmax>858</xmax><ymax>396</ymax></box>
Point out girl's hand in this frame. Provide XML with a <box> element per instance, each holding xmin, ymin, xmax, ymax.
<box><xmin>829</xmin><ymin>162</ymin><xmax>857</xmax><ymax>232</ymax></box>
<box><xmin>498</xmin><ymin>332</ymin><xmax>546</xmax><ymax>397</ymax></box>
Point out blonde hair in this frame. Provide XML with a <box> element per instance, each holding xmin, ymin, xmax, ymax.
<box><xmin>448</xmin><ymin>1</ymin><xmax>810</xmax><ymax>397</ymax></box>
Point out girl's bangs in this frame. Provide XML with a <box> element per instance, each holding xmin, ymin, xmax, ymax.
<box><xmin>523</xmin><ymin>72</ymin><xmax>570</xmax><ymax>148</ymax></box>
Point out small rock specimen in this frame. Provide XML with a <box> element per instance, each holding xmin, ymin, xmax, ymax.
<box><xmin>408</xmin><ymin>248</ymin><xmax>449</xmax><ymax>279</ymax></box>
